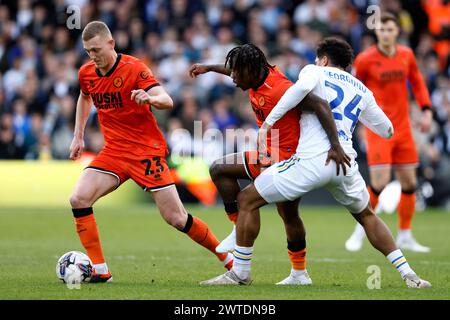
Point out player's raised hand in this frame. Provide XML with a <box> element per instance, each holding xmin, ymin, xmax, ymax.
<box><xmin>189</xmin><ymin>63</ymin><xmax>209</xmax><ymax>78</ymax></box>
<box><xmin>69</xmin><ymin>136</ymin><xmax>84</xmax><ymax>160</ymax></box>
<box><xmin>325</xmin><ymin>144</ymin><xmax>351</xmax><ymax>176</ymax></box>
<box><xmin>131</xmin><ymin>89</ymin><xmax>152</xmax><ymax>105</ymax></box>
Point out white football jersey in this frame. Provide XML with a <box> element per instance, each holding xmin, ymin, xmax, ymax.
<box><xmin>265</xmin><ymin>64</ymin><xmax>392</xmax><ymax>160</ymax></box>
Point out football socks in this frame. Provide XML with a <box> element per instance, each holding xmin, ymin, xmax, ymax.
<box><xmin>72</xmin><ymin>207</ymin><xmax>106</xmax><ymax>266</ymax></box>
<box><xmin>182</xmin><ymin>213</ymin><xmax>229</xmax><ymax>262</ymax></box>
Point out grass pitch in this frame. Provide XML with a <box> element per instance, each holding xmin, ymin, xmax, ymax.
<box><xmin>0</xmin><ymin>204</ymin><xmax>449</xmax><ymax>300</ymax></box>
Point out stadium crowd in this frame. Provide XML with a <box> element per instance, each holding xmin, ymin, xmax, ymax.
<box><xmin>0</xmin><ymin>0</ymin><xmax>449</xmax><ymax>206</ymax></box>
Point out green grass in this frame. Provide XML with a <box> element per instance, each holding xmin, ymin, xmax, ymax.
<box><xmin>0</xmin><ymin>205</ymin><xmax>449</xmax><ymax>299</ymax></box>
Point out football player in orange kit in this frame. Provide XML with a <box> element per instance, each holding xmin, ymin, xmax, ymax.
<box><xmin>345</xmin><ymin>13</ymin><xmax>433</xmax><ymax>253</ymax></box>
<box><xmin>69</xmin><ymin>21</ymin><xmax>233</xmax><ymax>283</ymax></box>
<box><xmin>189</xmin><ymin>44</ymin><xmax>350</xmax><ymax>285</ymax></box>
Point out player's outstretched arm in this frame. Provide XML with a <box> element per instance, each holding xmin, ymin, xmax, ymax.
<box><xmin>188</xmin><ymin>63</ymin><xmax>231</xmax><ymax>78</ymax></box>
<box><xmin>131</xmin><ymin>86</ymin><xmax>173</xmax><ymax>110</ymax></box>
<box><xmin>69</xmin><ymin>92</ymin><xmax>93</xmax><ymax>160</ymax></box>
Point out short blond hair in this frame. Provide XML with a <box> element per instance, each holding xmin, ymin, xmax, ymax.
<box><xmin>82</xmin><ymin>21</ymin><xmax>112</xmax><ymax>41</ymax></box>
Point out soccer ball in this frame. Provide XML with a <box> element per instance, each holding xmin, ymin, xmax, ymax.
<box><xmin>56</xmin><ymin>251</ymin><xmax>93</xmax><ymax>284</ymax></box>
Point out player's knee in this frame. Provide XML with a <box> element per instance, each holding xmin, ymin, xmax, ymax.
<box><xmin>164</xmin><ymin>211</ymin><xmax>187</xmax><ymax>230</ymax></box>
<box><xmin>370</xmin><ymin>181</ymin><xmax>388</xmax><ymax>193</ymax></box>
<box><xmin>209</xmin><ymin>160</ymin><xmax>224</xmax><ymax>180</ymax></box>
<box><xmin>69</xmin><ymin>193</ymin><xmax>92</xmax><ymax>208</ymax></box>
<box><xmin>400</xmin><ymin>184</ymin><xmax>416</xmax><ymax>194</ymax></box>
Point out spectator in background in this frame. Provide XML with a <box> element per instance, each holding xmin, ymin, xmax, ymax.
<box><xmin>158</xmin><ymin>42</ymin><xmax>190</xmax><ymax>100</ymax></box>
<box><xmin>0</xmin><ymin>113</ymin><xmax>21</xmax><ymax>159</ymax></box>
<box><xmin>3</xmin><ymin>57</ymin><xmax>26</xmax><ymax>103</ymax></box>
<box><xmin>212</xmin><ymin>96</ymin><xmax>239</xmax><ymax>132</ymax></box>
<box><xmin>0</xmin><ymin>0</ymin><xmax>447</xmax><ymax>214</ymax></box>
<box><xmin>11</xmin><ymin>97</ymin><xmax>31</xmax><ymax>156</ymax></box>
<box><xmin>293</xmin><ymin>0</ymin><xmax>330</xmax><ymax>26</ymax></box>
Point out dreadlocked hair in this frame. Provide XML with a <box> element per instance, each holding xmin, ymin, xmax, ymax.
<box><xmin>224</xmin><ymin>44</ymin><xmax>273</xmax><ymax>81</ymax></box>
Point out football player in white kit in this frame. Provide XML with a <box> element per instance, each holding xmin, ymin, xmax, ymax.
<box><xmin>200</xmin><ymin>38</ymin><xmax>431</xmax><ymax>289</ymax></box>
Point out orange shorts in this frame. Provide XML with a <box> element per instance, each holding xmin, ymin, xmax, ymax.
<box><xmin>243</xmin><ymin>149</ymin><xmax>295</xmax><ymax>180</ymax></box>
<box><xmin>86</xmin><ymin>149</ymin><xmax>174</xmax><ymax>192</ymax></box>
<box><xmin>366</xmin><ymin>130</ymin><xmax>418</xmax><ymax>168</ymax></box>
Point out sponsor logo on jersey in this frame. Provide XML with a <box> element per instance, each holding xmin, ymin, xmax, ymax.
<box><xmin>380</xmin><ymin>70</ymin><xmax>405</xmax><ymax>83</ymax></box>
<box><xmin>91</xmin><ymin>92</ymin><xmax>123</xmax><ymax>109</ymax></box>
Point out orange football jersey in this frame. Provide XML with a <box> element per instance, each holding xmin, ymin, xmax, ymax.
<box><xmin>353</xmin><ymin>45</ymin><xmax>431</xmax><ymax>134</ymax></box>
<box><xmin>78</xmin><ymin>54</ymin><xmax>168</xmax><ymax>157</ymax></box>
<box><xmin>248</xmin><ymin>67</ymin><xmax>301</xmax><ymax>157</ymax></box>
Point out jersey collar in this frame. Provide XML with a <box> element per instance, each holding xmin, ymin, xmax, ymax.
<box><xmin>376</xmin><ymin>44</ymin><xmax>397</xmax><ymax>58</ymax></box>
<box><xmin>96</xmin><ymin>53</ymin><xmax>122</xmax><ymax>77</ymax></box>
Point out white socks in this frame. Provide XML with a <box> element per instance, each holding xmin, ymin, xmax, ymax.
<box><xmin>397</xmin><ymin>229</ymin><xmax>412</xmax><ymax>240</ymax></box>
<box><xmin>290</xmin><ymin>268</ymin><xmax>307</xmax><ymax>277</ymax></box>
<box><xmin>232</xmin><ymin>245</ymin><xmax>253</xmax><ymax>280</ymax></box>
<box><xmin>93</xmin><ymin>263</ymin><xmax>109</xmax><ymax>274</ymax></box>
<box><xmin>387</xmin><ymin>249</ymin><xmax>414</xmax><ymax>278</ymax></box>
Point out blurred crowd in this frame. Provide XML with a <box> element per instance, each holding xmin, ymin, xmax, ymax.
<box><xmin>0</xmin><ymin>0</ymin><xmax>449</xmax><ymax>204</ymax></box>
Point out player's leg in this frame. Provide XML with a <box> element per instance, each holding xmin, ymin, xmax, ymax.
<box><xmin>330</xmin><ymin>169</ymin><xmax>431</xmax><ymax>288</ymax></box>
<box><xmin>275</xmin><ymin>199</ymin><xmax>312</xmax><ymax>285</ymax></box>
<box><xmin>392</xmin><ymin>131</ymin><xmax>429</xmax><ymax>252</ymax></box>
<box><xmin>69</xmin><ymin>168</ymin><xmax>120</xmax><ymax>282</ymax></box>
<box><xmin>209</xmin><ymin>153</ymin><xmax>251</xmax><ymax>253</ymax></box>
<box><xmin>345</xmin><ymin>166</ymin><xmax>391</xmax><ymax>251</ymax></box>
<box><xmin>200</xmin><ymin>183</ymin><xmax>267</xmax><ymax>285</ymax></box>
<box><xmin>346</xmin><ymin>130</ymin><xmax>394</xmax><ymax>252</ymax></box>
<box><xmin>394</xmin><ymin>166</ymin><xmax>430</xmax><ymax>252</ymax></box>
<box><xmin>200</xmin><ymin>156</ymin><xmax>314</xmax><ymax>285</ymax></box>
<box><xmin>151</xmin><ymin>185</ymin><xmax>233</xmax><ymax>270</ymax></box>
<box><xmin>351</xmin><ymin>205</ymin><xmax>397</xmax><ymax>255</ymax></box>
<box><xmin>209</xmin><ymin>153</ymin><xmax>249</xmax><ymax>223</ymax></box>
<box><xmin>351</xmin><ymin>205</ymin><xmax>431</xmax><ymax>288</ymax></box>
<box><xmin>368</xmin><ymin>166</ymin><xmax>392</xmax><ymax>208</ymax></box>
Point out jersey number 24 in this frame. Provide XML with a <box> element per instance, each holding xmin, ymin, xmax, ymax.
<box><xmin>325</xmin><ymin>80</ymin><xmax>362</xmax><ymax>133</ymax></box>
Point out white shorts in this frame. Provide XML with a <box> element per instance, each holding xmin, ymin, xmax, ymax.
<box><xmin>254</xmin><ymin>153</ymin><xmax>370</xmax><ymax>214</ymax></box>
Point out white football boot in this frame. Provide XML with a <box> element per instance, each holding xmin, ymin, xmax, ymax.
<box><xmin>200</xmin><ymin>270</ymin><xmax>252</xmax><ymax>286</ymax></box>
<box><xmin>396</xmin><ymin>231</ymin><xmax>430</xmax><ymax>253</ymax></box>
<box><xmin>276</xmin><ymin>269</ymin><xmax>312</xmax><ymax>285</ymax></box>
<box><xmin>216</xmin><ymin>226</ymin><xmax>236</xmax><ymax>253</ymax></box>
<box><xmin>345</xmin><ymin>223</ymin><xmax>366</xmax><ymax>252</ymax></box>
<box><xmin>404</xmin><ymin>273</ymin><xmax>432</xmax><ymax>288</ymax></box>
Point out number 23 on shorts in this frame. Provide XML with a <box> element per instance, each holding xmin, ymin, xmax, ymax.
<box><xmin>140</xmin><ymin>156</ymin><xmax>164</xmax><ymax>176</ymax></box>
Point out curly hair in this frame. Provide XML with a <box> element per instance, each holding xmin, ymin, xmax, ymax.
<box><xmin>224</xmin><ymin>44</ymin><xmax>273</xmax><ymax>80</ymax></box>
<box><xmin>316</xmin><ymin>37</ymin><xmax>354</xmax><ymax>69</ymax></box>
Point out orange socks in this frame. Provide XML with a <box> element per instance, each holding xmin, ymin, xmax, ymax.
<box><xmin>288</xmin><ymin>249</ymin><xmax>306</xmax><ymax>270</ymax></box>
<box><xmin>72</xmin><ymin>207</ymin><xmax>105</xmax><ymax>265</ymax></box>
<box><xmin>287</xmin><ymin>240</ymin><xmax>306</xmax><ymax>271</ymax></box>
<box><xmin>368</xmin><ymin>186</ymin><xmax>381</xmax><ymax>209</ymax></box>
<box><xmin>182</xmin><ymin>214</ymin><xmax>229</xmax><ymax>262</ymax></box>
<box><xmin>224</xmin><ymin>201</ymin><xmax>238</xmax><ymax>224</ymax></box>
<box><xmin>398</xmin><ymin>191</ymin><xmax>416</xmax><ymax>230</ymax></box>
<box><xmin>227</xmin><ymin>212</ymin><xmax>238</xmax><ymax>224</ymax></box>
